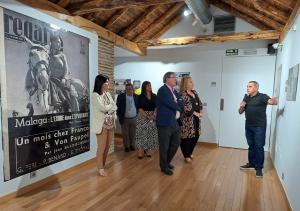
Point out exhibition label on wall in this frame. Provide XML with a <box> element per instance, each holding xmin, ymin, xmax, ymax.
<box><xmin>0</xmin><ymin>8</ymin><xmax>90</xmax><ymax>181</ymax></box>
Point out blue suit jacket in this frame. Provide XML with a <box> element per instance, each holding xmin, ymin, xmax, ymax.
<box><xmin>156</xmin><ymin>84</ymin><xmax>185</xmax><ymax>127</ymax></box>
<box><xmin>116</xmin><ymin>93</ymin><xmax>139</xmax><ymax>124</ymax></box>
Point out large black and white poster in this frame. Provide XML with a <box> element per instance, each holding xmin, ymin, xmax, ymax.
<box><xmin>1</xmin><ymin>9</ymin><xmax>90</xmax><ymax>181</ymax></box>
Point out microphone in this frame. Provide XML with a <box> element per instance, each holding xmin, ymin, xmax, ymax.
<box><xmin>243</xmin><ymin>94</ymin><xmax>249</xmax><ymax>108</ymax></box>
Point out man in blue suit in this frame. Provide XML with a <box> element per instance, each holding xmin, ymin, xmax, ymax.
<box><xmin>156</xmin><ymin>72</ymin><xmax>185</xmax><ymax>175</ymax></box>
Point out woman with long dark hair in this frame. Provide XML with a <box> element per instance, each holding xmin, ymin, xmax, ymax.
<box><xmin>135</xmin><ymin>81</ymin><xmax>158</xmax><ymax>159</ymax></box>
<box><xmin>91</xmin><ymin>74</ymin><xmax>117</xmax><ymax>176</ymax></box>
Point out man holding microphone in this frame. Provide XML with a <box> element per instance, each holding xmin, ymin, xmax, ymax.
<box><xmin>239</xmin><ymin>81</ymin><xmax>277</xmax><ymax>178</ymax></box>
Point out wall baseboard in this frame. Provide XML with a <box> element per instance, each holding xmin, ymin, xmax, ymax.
<box><xmin>268</xmin><ymin>152</ymin><xmax>292</xmax><ymax>211</ymax></box>
<box><xmin>198</xmin><ymin>142</ymin><xmax>218</xmax><ymax>147</ymax></box>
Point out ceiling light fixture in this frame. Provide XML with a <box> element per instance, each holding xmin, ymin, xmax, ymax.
<box><xmin>184</xmin><ymin>10</ymin><xmax>192</xmax><ymax>16</ymax></box>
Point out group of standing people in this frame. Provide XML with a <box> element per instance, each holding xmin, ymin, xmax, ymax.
<box><xmin>156</xmin><ymin>72</ymin><xmax>202</xmax><ymax>175</ymax></box>
<box><xmin>91</xmin><ymin>73</ymin><xmax>276</xmax><ymax>178</ymax></box>
<box><xmin>91</xmin><ymin>72</ymin><xmax>203</xmax><ymax>176</ymax></box>
<box><xmin>116</xmin><ymin>82</ymin><xmax>158</xmax><ymax>158</ymax></box>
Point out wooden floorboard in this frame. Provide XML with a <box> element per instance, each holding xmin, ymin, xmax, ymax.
<box><xmin>0</xmin><ymin>140</ymin><xmax>291</xmax><ymax>211</ymax></box>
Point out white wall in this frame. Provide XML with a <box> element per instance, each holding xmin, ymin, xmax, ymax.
<box><xmin>0</xmin><ymin>0</ymin><xmax>98</xmax><ymax>197</ymax></box>
<box><xmin>270</xmin><ymin>15</ymin><xmax>300</xmax><ymax>211</ymax></box>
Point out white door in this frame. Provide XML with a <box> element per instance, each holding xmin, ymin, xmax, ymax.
<box><xmin>175</xmin><ymin>62</ymin><xmax>222</xmax><ymax>143</ymax></box>
<box><xmin>219</xmin><ymin>56</ymin><xmax>275</xmax><ymax>149</ymax></box>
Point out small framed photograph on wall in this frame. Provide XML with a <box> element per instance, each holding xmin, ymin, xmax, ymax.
<box><xmin>286</xmin><ymin>64</ymin><xmax>299</xmax><ymax>101</ymax></box>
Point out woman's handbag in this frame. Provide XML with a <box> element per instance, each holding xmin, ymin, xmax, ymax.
<box><xmin>103</xmin><ymin>113</ymin><xmax>114</xmax><ymax>130</ymax></box>
<box><xmin>102</xmin><ymin>93</ymin><xmax>114</xmax><ymax>130</ymax></box>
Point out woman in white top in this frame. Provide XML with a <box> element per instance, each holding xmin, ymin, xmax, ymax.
<box><xmin>92</xmin><ymin>74</ymin><xmax>117</xmax><ymax>176</ymax></box>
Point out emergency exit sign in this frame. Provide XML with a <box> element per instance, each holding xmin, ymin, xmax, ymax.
<box><xmin>226</xmin><ymin>49</ymin><xmax>239</xmax><ymax>56</ymax></box>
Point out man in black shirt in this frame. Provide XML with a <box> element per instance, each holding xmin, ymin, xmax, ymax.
<box><xmin>238</xmin><ymin>81</ymin><xmax>277</xmax><ymax>178</ymax></box>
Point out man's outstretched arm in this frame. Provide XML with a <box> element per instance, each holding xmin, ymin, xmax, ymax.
<box><xmin>267</xmin><ymin>97</ymin><xmax>278</xmax><ymax>105</ymax></box>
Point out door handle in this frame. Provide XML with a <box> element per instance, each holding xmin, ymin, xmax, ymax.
<box><xmin>220</xmin><ymin>98</ymin><xmax>224</xmax><ymax>111</ymax></box>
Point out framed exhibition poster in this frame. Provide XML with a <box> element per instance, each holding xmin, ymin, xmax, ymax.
<box><xmin>0</xmin><ymin>8</ymin><xmax>90</xmax><ymax>181</ymax></box>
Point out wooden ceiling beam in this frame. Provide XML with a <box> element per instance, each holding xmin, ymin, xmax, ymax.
<box><xmin>222</xmin><ymin>0</ymin><xmax>284</xmax><ymax>30</ymax></box>
<box><xmin>245</xmin><ymin>0</ymin><xmax>288</xmax><ymax>25</ymax></box>
<box><xmin>60</xmin><ymin>15</ymin><xmax>147</xmax><ymax>55</ymax></box>
<box><xmin>139</xmin><ymin>30</ymin><xmax>280</xmax><ymax>47</ymax></box>
<box><xmin>119</xmin><ymin>6</ymin><xmax>158</xmax><ymax>39</ymax></box>
<box><xmin>133</xmin><ymin>2</ymin><xmax>185</xmax><ymax>42</ymax></box>
<box><xmin>212</xmin><ymin>1</ymin><xmax>270</xmax><ymax>31</ymax></box>
<box><xmin>17</xmin><ymin>0</ymin><xmax>146</xmax><ymax>56</ymax></box>
<box><xmin>72</xmin><ymin>0</ymin><xmax>185</xmax><ymax>15</ymax></box>
<box><xmin>279</xmin><ymin>0</ymin><xmax>300</xmax><ymax>42</ymax></box>
<box><xmin>265</xmin><ymin>0</ymin><xmax>294</xmax><ymax>13</ymax></box>
<box><xmin>57</xmin><ymin>0</ymin><xmax>71</xmax><ymax>8</ymax></box>
<box><xmin>86</xmin><ymin>13</ymin><xmax>96</xmax><ymax>22</ymax></box>
<box><xmin>104</xmin><ymin>9</ymin><xmax>129</xmax><ymax>29</ymax></box>
<box><xmin>17</xmin><ymin>0</ymin><xmax>70</xmax><ymax>14</ymax></box>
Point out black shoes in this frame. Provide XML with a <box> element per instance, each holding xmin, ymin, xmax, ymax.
<box><xmin>256</xmin><ymin>169</ymin><xmax>263</xmax><ymax>178</ymax></box>
<box><xmin>240</xmin><ymin>163</ymin><xmax>263</xmax><ymax>178</ymax></box>
<box><xmin>130</xmin><ymin>146</ymin><xmax>135</xmax><ymax>151</ymax></box>
<box><xmin>161</xmin><ymin>164</ymin><xmax>174</xmax><ymax>175</ymax></box>
<box><xmin>161</xmin><ymin>168</ymin><xmax>173</xmax><ymax>176</ymax></box>
<box><xmin>168</xmin><ymin>164</ymin><xmax>174</xmax><ymax>170</ymax></box>
<box><xmin>240</xmin><ymin>163</ymin><xmax>255</xmax><ymax>170</ymax></box>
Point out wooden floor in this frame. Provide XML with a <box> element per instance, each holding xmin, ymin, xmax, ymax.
<box><xmin>0</xmin><ymin>140</ymin><xmax>290</xmax><ymax>211</ymax></box>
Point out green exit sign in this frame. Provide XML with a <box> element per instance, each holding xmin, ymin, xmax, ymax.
<box><xmin>226</xmin><ymin>49</ymin><xmax>239</xmax><ymax>56</ymax></box>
